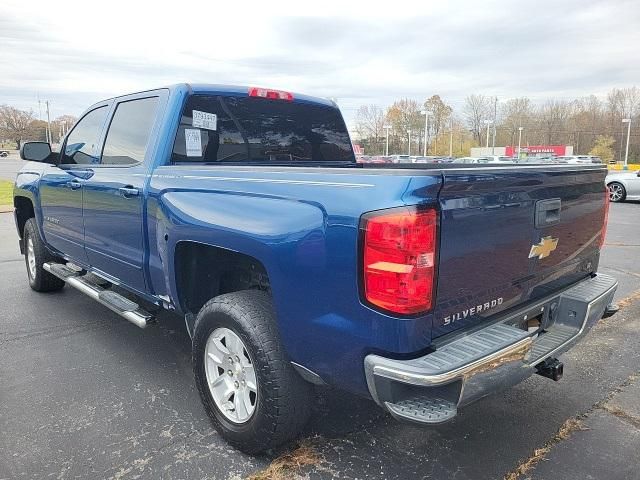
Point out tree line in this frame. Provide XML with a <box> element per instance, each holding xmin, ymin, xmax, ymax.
<box><xmin>0</xmin><ymin>105</ymin><xmax>77</xmax><ymax>149</ymax></box>
<box><xmin>353</xmin><ymin>86</ymin><xmax>640</xmax><ymax>162</ymax></box>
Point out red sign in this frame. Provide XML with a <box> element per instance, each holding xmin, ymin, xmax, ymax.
<box><xmin>353</xmin><ymin>144</ymin><xmax>364</xmax><ymax>155</ymax></box>
<box><xmin>505</xmin><ymin>145</ymin><xmax>567</xmax><ymax>157</ymax></box>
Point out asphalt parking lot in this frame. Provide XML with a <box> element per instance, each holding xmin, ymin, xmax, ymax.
<box><xmin>1</xmin><ymin>157</ymin><xmax>639</xmax><ymax>479</ymax></box>
<box><xmin>0</xmin><ymin>152</ymin><xmax>24</xmax><ymax>182</ymax></box>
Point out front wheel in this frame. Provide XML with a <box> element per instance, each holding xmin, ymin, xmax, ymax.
<box><xmin>192</xmin><ymin>290</ymin><xmax>312</xmax><ymax>454</ymax></box>
<box><xmin>608</xmin><ymin>182</ymin><xmax>626</xmax><ymax>203</ymax></box>
<box><xmin>23</xmin><ymin>218</ymin><xmax>65</xmax><ymax>292</ymax></box>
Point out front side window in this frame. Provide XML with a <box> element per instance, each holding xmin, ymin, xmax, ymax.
<box><xmin>101</xmin><ymin>97</ymin><xmax>159</xmax><ymax>165</ymax></box>
<box><xmin>60</xmin><ymin>106</ymin><xmax>108</xmax><ymax>165</ymax></box>
<box><xmin>171</xmin><ymin>95</ymin><xmax>354</xmax><ymax>163</ymax></box>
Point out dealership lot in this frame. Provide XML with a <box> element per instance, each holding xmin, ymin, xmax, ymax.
<box><xmin>1</xmin><ymin>159</ymin><xmax>639</xmax><ymax>478</ymax></box>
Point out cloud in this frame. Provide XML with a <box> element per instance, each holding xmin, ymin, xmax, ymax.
<box><xmin>0</xmin><ymin>0</ymin><xmax>638</xmax><ymax>128</ymax></box>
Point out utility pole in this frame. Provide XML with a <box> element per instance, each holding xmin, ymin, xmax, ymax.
<box><xmin>45</xmin><ymin>101</ymin><xmax>52</xmax><ymax>144</ymax></box>
<box><xmin>492</xmin><ymin>97</ymin><xmax>497</xmax><ymax>155</ymax></box>
<box><xmin>407</xmin><ymin>129</ymin><xmax>412</xmax><ymax>156</ymax></box>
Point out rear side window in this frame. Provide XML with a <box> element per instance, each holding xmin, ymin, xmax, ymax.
<box><xmin>101</xmin><ymin>97</ymin><xmax>159</xmax><ymax>165</ymax></box>
<box><xmin>171</xmin><ymin>95</ymin><xmax>354</xmax><ymax>163</ymax></box>
<box><xmin>61</xmin><ymin>106</ymin><xmax>108</xmax><ymax>165</ymax></box>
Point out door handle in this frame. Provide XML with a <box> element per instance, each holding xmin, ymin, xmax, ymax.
<box><xmin>66</xmin><ymin>180</ymin><xmax>82</xmax><ymax>190</ymax></box>
<box><xmin>119</xmin><ymin>186</ymin><xmax>140</xmax><ymax>198</ymax></box>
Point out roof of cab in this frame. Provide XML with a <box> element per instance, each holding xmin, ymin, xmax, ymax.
<box><xmin>188</xmin><ymin>83</ymin><xmax>336</xmax><ymax>107</ymax></box>
<box><xmin>100</xmin><ymin>83</ymin><xmax>336</xmax><ymax>108</ymax></box>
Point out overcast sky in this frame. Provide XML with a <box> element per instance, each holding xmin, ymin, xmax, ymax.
<box><xmin>1</xmin><ymin>0</ymin><xmax>638</xmax><ymax>128</ymax></box>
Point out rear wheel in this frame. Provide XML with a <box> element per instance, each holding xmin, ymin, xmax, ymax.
<box><xmin>608</xmin><ymin>182</ymin><xmax>626</xmax><ymax>203</ymax></box>
<box><xmin>192</xmin><ymin>290</ymin><xmax>312</xmax><ymax>454</ymax></box>
<box><xmin>23</xmin><ymin>218</ymin><xmax>65</xmax><ymax>292</ymax></box>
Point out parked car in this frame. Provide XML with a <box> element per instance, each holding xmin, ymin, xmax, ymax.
<box><xmin>0</xmin><ymin>150</ymin><xmax>9</xmax><ymax>157</ymax></box>
<box><xmin>484</xmin><ymin>155</ymin><xmax>515</xmax><ymax>163</ymax></box>
<box><xmin>516</xmin><ymin>156</ymin><xmax>556</xmax><ymax>164</ymax></box>
<box><xmin>606</xmin><ymin>170</ymin><xmax>640</xmax><ymax>202</ymax></box>
<box><xmin>452</xmin><ymin>156</ymin><xmax>490</xmax><ymax>164</ymax></box>
<box><xmin>14</xmin><ymin>84</ymin><xmax>617</xmax><ymax>454</ymax></box>
<box><xmin>389</xmin><ymin>154</ymin><xmax>411</xmax><ymax>163</ymax></box>
<box><xmin>557</xmin><ymin>155</ymin><xmax>602</xmax><ymax>164</ymax></box>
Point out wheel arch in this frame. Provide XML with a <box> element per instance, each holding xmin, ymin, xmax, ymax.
<box><xmin>14</xmin><ymin>194</ymin><xmax>35</xmax><ymax>240</ymax></box>
<box><xmin>173</xmin><ymin>240</ymin><xmax>271</xmax><ymax>324</ymax></box>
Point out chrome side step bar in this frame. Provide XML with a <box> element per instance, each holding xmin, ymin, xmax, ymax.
<box><xmin>43</xmin><ymin>262</ymin><xmax>154</xmax><ymax>329</ymax></box>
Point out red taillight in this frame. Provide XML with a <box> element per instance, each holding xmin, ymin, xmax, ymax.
<box><xmin>600</xmin><ymin>187</ymin><xmax>610</xmax><ymax>248</ymax></box>
<box><xmin>248</xmin><ymin>87</ymin><xmax>294</xmax><ymax>102</ymax></box>
<box><xmin>362</xmin><ymin>207</ymin><xmax>437</xmax><ymax>315</ymax></box>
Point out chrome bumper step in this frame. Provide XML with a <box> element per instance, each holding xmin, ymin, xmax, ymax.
<box><xmin>43</xmin><ymin>262</ymin><xmax>154</xmax><ymax>329</ymax></box>
<box><xmin>386</xmin><ymin>397</ymin><xmax>457</xmax><ymax>424</ymax></box>
<box><xmin>365</xmin><ymin>273</ymin><xmax>618</xmax><ymax>425</ymax></box>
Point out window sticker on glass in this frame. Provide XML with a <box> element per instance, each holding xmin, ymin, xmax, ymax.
<box><xmin>192</xmin><ymin>110</ymin><xmax>217</xmax><ymax>131</ymax></box>
<box><xmin>185</xmin><ymin>129</ymin><xmax>202</xmax><ymax>157</ymax></box>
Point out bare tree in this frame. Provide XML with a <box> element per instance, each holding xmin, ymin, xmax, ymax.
<box><xmin>354</xmin><ymin>105</ymin><xmax>386</xmax><ymax>154</ymax></box>
<box><xmin>0</xmin><ymin>105</ymin><xmax>35</xmax><ymax>149</ymax></box>
<box><xmin>607</xmin><ymin>87</ymin><xmax>640</xmax><ymax>120</ymax></box>
<box><xmin>463</xmin><ymin>94</ymin><xmax>491</xmax><ymax>144</ymax></box>
<box><xmin>537</xmin><ymin>100</ymin><xmax>572</xmax><ymax>144</ymax></box>
<box><xmin>501</xmin><ymin>98</ymin><xmax>532</xmax><ymax>131</ymax></box>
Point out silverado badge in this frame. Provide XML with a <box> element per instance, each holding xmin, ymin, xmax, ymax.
<box><xmin>529</xmin><ymin>236</ymin><xmax>559</xmax><ymax>259</ymax></box>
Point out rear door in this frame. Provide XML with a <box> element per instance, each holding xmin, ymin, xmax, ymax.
<box><xmin>432</xmin><ymin>165</ymin><xmax>607</xmax><ymax>338</ymax></box>
<box><xmin>39</xmin><ymin>104</ymin><xmax>110</xmax><ymax>262</ymax></box>
<box><xmin>81</xmin><ymin>93</ymin><xmax>163</xmax><ymax>292</ymax></box>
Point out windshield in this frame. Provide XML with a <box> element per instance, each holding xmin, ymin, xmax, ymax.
<box><xmin>171</xmin><ymin>94</ymin><xmax>354</xmax><ymax>163</ymax></box>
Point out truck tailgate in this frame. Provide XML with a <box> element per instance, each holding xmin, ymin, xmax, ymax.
<box><xmin>433</xmin><ymin>166</ymin><xmax>608</xmax><ymax>338</ymax></box>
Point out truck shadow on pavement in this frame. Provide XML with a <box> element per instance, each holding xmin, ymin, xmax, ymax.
<box><xmin>6</xmin><ymin>278</ymin><xmax>637</xmax><ymax>480</ymax></box>
<box><xmin>147</xmin><ymin>296</ymin><xmax>637</xmax><ymax>480</ymax></box>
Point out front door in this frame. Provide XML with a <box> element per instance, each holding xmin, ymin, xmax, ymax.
<box><xmin>82</xmin><ymin>95</ymin><xmax>160</xmax><ymax>293</ymax></box>
<box><xmin>39</xmin><ymin>105</ymin><xmax>109</xmax><ymax>263</ymax></box>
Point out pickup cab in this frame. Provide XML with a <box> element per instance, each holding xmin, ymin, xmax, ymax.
<box><xmin>14</xmin><ymin>84</ymin><xmax>617</xmax><ymax>453</ymax></box>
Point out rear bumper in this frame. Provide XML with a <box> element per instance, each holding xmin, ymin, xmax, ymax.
<box><xmin>364</xmin><ymin>273</ymin><xmax>617</xmax><ymax>424</ymax></box>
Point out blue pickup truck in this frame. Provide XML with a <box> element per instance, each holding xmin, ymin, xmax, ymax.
<box><xmin>14</xmin><ymin>84</ymin><xmax>617</xmax><ymax>453</ymax></box>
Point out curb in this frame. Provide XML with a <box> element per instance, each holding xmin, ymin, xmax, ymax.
<box><xmin>0</xmin><ymin>207</ymin><xmax>14</xmax><ymax>214</ymax></box>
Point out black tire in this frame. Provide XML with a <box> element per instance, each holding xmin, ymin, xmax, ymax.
<box><xmin>192</xmin><ymin>290</ymin><xmax>312</xmax><ymax>454</ymax></box>
<box><xmin>23</xmin><ymin>218</ymin><xmax>65</xmax><ymax>292</ymax></box>
<box><xmin>608</xmin><ymin>182</ymin><xmax>626</xmax><ymax>203</ymax></box>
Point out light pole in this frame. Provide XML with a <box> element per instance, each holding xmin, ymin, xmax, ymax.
<box><xmin>420</xmin><ymin>110</ymin><xmax>430</xmax><ymax>156</ymax></box>
<box><xmin>383</xmin><ymin>125</ymin><xmax>391</xmax><ymax>156</ymax></box>
<box><xmin>517</xmin><ymin>127</ymin><xmax>523</xmax><ymax>160</ymax></box>
<box><xmin>622</xmin><ymin>118</ymin><xmax>631</xmax><ymax>170</ymax></box>
<box><xmin>448</xmin><ymin>119</ymin><xmax>454</xmax><ymax>158</ymax></box>
<box><xmin>484</xmin><ymin>120</ymin><xmax>492</xmax><ymax>151</ymax></box>
<box><xmin>492</xmin><ymin>97</ymin><xmax>498</xmax><ymax>155</ymax></box>
<box><xmin>45</xmin><ymin>100</ymin><xmax>52</xmax><ymax>145</ymax></box>
<box><xmin>407</xmin><ymin>129</ymin><xmax>412</xmax><ymax>156</ymax></box>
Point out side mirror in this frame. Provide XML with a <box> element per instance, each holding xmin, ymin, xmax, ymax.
<box><xmin>20</xmin><ymin>142</ymin><xmax>53</xmax><ymax>163</ymax></box>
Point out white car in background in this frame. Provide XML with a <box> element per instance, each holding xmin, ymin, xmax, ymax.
<box><xmin>485</xmin><ymin>155</ymin><xmax>515</xmax><ymax>163</ymax></box>
<box><xmin>606</xmin><ymin>170</ymin><xmax>640</xmax><ymax>202</ymax></box>
<box><xmin>557</xmin><ymin>155</ymin><xmax>603</xmax><ymax>164</ymax></box>
<box><xmin>452</xmin><ymin>157</ymin><xmax>490</xmax><ymax>164</ymax></box>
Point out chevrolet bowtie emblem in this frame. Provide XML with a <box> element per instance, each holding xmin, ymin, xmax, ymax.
<box><xmin>529</xmin><ymin>236</ymin><xmax>559</xmax><ymax>259</ymax></box>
